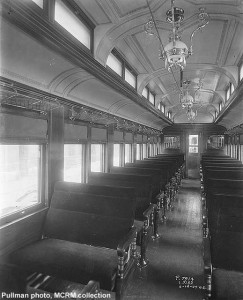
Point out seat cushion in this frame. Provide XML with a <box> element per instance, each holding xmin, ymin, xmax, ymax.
<box><xmin>212</xmin><ymin>268</ymin><xmax>243</xmax><ymax>299</ymax></box>
<box><xmin>210</xmin><ymin>230</ymin><xmax>243</xmax><ymax>271</ymax></box>
<box><xmin>9</xmin><ymin>239</ymin><xmax>118</xmax><ymax>291</ymax></box>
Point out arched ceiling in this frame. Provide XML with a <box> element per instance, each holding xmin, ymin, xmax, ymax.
<box><xmin>0</xmin><ymin>0</ymin><xmax>242</xmax><ymax>129</ymax></box>
<box><xmin>78</xmin><ymin>0</ymin><xmax>243</xmax><ymax>124</ymax></box>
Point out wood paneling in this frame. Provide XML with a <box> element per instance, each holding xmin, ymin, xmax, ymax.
<box><xmin>0</xmin><ymin>209</ymin><xmax>47</xmax><ymax>258</ymax></box>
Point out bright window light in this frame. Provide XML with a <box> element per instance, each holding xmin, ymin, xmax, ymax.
<box><xmin>113</xmin><ymin>144</ymin><xmax>121</xmax><ymax>166</ymax></box>
<box><xmin>142</xmin><ymin>87</ymin><xmax>148</xmax><ymax>99</ymax></box>
<box><xmin>55</xmin><ymin>0</ymin><xmax>91</xmax><ymax>49</ymax></box>
<box><xmin>0</xmin><ymin>145</ymin><xmax>41</xmax><ymax>218</ymax></box>
<box><xmin>149</xmin><ymin>92</ymin><xmax>155</xmax><ymax>105</ymax></box>
<box><xmin>240</xmin><ymin>63</ymin><xmax>243</xmax><ymax>81</ymax></box>
<box><xmin>125</xmin><ymin>144</ymin><xmax>132</xmax><ymax>163</ymax></box>
<box><xmin>91</xmin><ymin>144</ymin><xmax>104</xmax><ymax>172</ymax></box>
<box><xmin>125</xmin><ymin>68</ymin><xmax>136</xmax><ymax>88</ymax></box>
<box><xmin>106</xmin><ymin>53</ymin><xmax>123</xmax><ymax>76</ymax></box>
<box><xmin>64</xmin><ymin>144</ymin><xmax>83</xmax><ymax>183</ymax></box>
<box><xmin>31</xmin><ymin>0</ymin><xmax>43</xmax><ymax>8</ymax></box>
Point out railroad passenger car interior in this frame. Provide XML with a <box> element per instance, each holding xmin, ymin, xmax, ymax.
<box><xmin>0</xmin><ymin>0</ymin><xmax>243</xmax><ymax>299</ymax></box>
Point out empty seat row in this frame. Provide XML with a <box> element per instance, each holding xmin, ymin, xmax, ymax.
<box><xmin>5</xmin><ymin>153</ymin><xmax>184</xmax><ymax>299</ymax></box>
<box><xmin>200</xmin><ymin>151</ymin><xmax>243</xmax><ymax>300</ymax></box>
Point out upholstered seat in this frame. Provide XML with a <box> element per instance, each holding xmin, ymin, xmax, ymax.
<box><xmin>212</xmin><ymin>269</ymin><xmax>243</xmax><ymax>300</ymax></box>
<box><xmin>9</xmin><ymin>239</ymin><xmax>118</xmax><ymax>291</ymax></box>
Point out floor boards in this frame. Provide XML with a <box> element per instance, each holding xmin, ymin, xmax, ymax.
<box><xmin>124</xmin><ymin>179</ymin><xmax>205</xmax><ymax>300</ymax></box>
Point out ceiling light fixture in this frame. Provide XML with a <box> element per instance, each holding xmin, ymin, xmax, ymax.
<box><xmin>145</xmin><ymin>0</ymin><xmax>210</xmax><ymax>72</ymax></box>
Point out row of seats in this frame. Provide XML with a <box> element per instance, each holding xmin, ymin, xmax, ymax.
<box><xmin>6</xmin><ymin>153</ymin><xmax>184</xmax><ymax>299</ymax></box>
<box><xmin>200</xmin><ymin>152</ymin><xmax>243</xmax><ymax>300</ymax></box>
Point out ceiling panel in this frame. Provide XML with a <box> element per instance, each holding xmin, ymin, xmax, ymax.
<box><xmin>74</xmin><ymin>0</ymin><xmax>111</xmax><ymax>24</ymax></box>
<box><xmin>111</xmin><ymin>0</ymin><xmax>147</xmax><ymax>18</ymax></box>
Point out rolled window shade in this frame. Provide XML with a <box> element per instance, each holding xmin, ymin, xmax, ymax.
<box><xmin>124</xmin><ymin>132</ymin><xmax>133</xmax><ymax>142</ymax></box>
<box><xmin>143</xmin><ymin>135</ymin><xmax>148</xmax><ymax>142</ymax></box>
<box><xmin>91</xmin><ymin>127</ymin><xmax>107</xmax><ymax>141</ymax></box>
<box><xmin>114</xmin><ymin>130</ymin><xmax>124</xmax><ymax>142</ymax></box>
<box><xmin>239</xmin><ymin>135</ymin><xmax>243</xmax><ymax>145</ymax></box>
<box><xmin>64</xmin><ymin>123</ymin><xmax>87</xmax><ymax>142</ymax></box>
<box><xmin>0</xmin><ymin>113</ymin><xmax>47</xmax><ymax>140</ymax></box>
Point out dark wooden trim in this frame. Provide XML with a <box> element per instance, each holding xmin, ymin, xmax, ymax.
<box><xmin>215</xmin><ymin>79</ymin><xmax>243</xmax><ymax>123</ymax></box>
<box><xmin>1</xmin><ymin>1</ymin><xmax>171</xmax><ymax>124</ymax></box>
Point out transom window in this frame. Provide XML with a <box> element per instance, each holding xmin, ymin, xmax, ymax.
<box><xmin>219</xmin><ymin>102</ymin><xmax>222</xmax><ymax>112</ymax></box>
<box><xmin>106</xmin><ymin>53</ymin><xmax>123</xmax><ymax>76</ymax></box>
<box><xmin>125</xmin><ymin>68</ymin><xmax>136</xmax><ymax>88</ymax></box>
<box><xmin>142</xmin><ymin>87</ymin><xmax>149</xmax><ymax>99</ymax></box>
<box><xmin>31</xmin><ymin>0</ymin><xmax>43</xmax><ymax>8</ymax></box>
<box><xmin>149</xmin><ymin>92</ymin><xmax>155</xmax><ymax>105</ymax></box>
<box><xmin>54</xmin><ymin>0</ymin><xmax>91</xmax><ymax>49</ymax></box>
<box><xmin>0</xmin><ymin>145</ymin><xmax>43</xmax><ymax>219</ymax></box>
<box><xmin>106</xmin><ymin>49</ymin><xmax>137</xmax><ymax>89</ymax></box>
<box><xmin>240</xmin><ymin>62</ymin><xmax>243</xmax><ymax>82</ymax></box>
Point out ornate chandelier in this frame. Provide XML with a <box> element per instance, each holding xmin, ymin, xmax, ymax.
<box><xmin>144</xmin><ymin>0</ymin><xmax>210</xmax><ymax>72</ymax></box>
<box><xmin>187</xmin><ymin>108</ymin><xmax>197</xmax><ymax>122</ymax></box>
<box><xmin>180</xmin><ymin>80</ymin><xmax>194</xmax><ymax>109</ymax></box>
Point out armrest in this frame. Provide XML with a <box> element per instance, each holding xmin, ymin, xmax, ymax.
<box><xmin>143</xmin><ymin>203</ymin><xmax>156</xmax><ymax>220</ymax></box>
<box><xmin>117</xmin><ymin>227</ymin><xmax>137</xmax><ymax>257</ymax></box>
<box><xmin>81</xmin><ymin>280</ymin><xmax>100</xmax><ymax>294</ymax></box>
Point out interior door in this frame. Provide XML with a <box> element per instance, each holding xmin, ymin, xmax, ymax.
<box><xmin>187</xmin><ymin>134</ymin><xmax>200</xmax><ymax>178</ymax></box>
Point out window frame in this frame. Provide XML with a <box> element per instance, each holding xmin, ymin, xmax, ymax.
<box><xmin>124</xmin><ymin>143</ymin><xmax>133</xmax><ymax>164</ymax></box>
<box><xmin>106</xmin><ymin>49</ymin><xmax>137</xmax><ymax>90</ymax></box>
<box><xmin>90</xmin><ymin>143</ymin><xmax>106</xmax><ymax>173</ymax></box>
<box><xmin>53</xmin><ymin>0</ymin><xmax>95</xmax><ymax>53</ymax></box>
<box><xmin>64</xmin><ymin>143</ymin><xmax>85</xmax><ymax>183</ymax></box>
<box><xmin>113</xmin><ymin>143</ymin><xmax>122</xmax><ymax>167</ymax></box>
<box><xmin>240</xmin><ymin>60</ymin><xmax>243</xmax><ymax>82</ymax></box>
<box><xmin>0</xmin><ymin>142</ymin><xmax>46</xmax><ymax>225</ymax></box>
<box><xmin>136</xmin><ymin>143</ymin><xmax>142</xmax><ymax>160</ymax></box>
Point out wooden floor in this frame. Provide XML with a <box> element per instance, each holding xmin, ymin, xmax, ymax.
<box><xmin>124</xmin><ymin>179</ymin><xmax>205</xmax><ymax>300</ymax></box>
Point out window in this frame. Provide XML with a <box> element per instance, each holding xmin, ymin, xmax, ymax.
<box><xmin>91</xmin><ymin>144</ymin><xmax>104</xmax><ymax>172</ymax></box>
<box><xmin>113</xmin><ymin>144</ymin><xmax>121</xmax><ymax>166</ymax></box>
<box><xmin>219</xmin><ymin>102</ymin><xmax>222</xmax><ymax>112</ymax></box>
<box><xmin>164</xmin><ymin>136</ymin><xmax>180</xmax><ymax>149</ymax></box>
<box><xmin>54</xmin><ymin>0</ymin><xmax>91</xmax><ymax>49</ymax></box>
<box><xmin>142</xmin><ymin>144</ymin><xmax>147</xmax><ymax>159</ymax></box>
<box><xmin>64</xmin><ymin>144</ymin><xmax>83</xmax><ymax>183</ymax></box>
<box><xmin>31</xmin><ymin>0</ymin><xmax>43</xmax><ymax>8</ymax></box>
<box><xmin>136</xmin><ymin>144</ymin><xmax>141</xmax><ymax>160</ymax></box>
<box><xmin>142</xmin><ymin>87</ymin><xmax>149</xmax><ymax>99</ymax></box>
<box><xmin>158</xmin><ymin>102</ymin><xmax>165</xmax><ymax>113</ymax></box>
<box><xmin>189</xmin><ymin>135</ymin><xmax>198</xmax><ymax>153</ymax></box>
<box><xmin>149</xmin><ymin>144</ymin><xmax>154</xmax><ymax>157</ymax></box>
<box><xmin>230</xmin><ymin>82</ymin><xmax>235</xmax><ymax>94</ymax></box>
<box><xmin>0</xmin><ymin>145</ymin><xmax>43</xmax><ymax>219</ymax></box>
<box><xmin>125</xmin><ymin>68</ymin><xmax>136</xmax><ymax>88</ymax></box>
<box><xmin>125</xmin><ymin>144</ymin><xmax>132</xmax><ymax>163</ymax></box>
<box><xmin>167</xmin><ymin>111</ymin><xmax>172</xmax><ymax>119</ymax></box>
<box><xmin>207</xmin><ymin>135</ymin><xmax>224</xmax><ymax>149</ymax></box>
<box><xmin>240</xmin><ymin>62</ymin><xmax>243</xmax><ymax>82</ymax></box>
<box><xmin>106</xmin><ymin>53</ymin><xmax>123</xmax><ymax>76</ymax></box>
<box><xmin>149</xmin><ymin>92</ymin><xmax>155</xmax><ymax>105</ymax></box>
<box><xmin>226</xmin><ymin>85</ymin><xmax>230</xmax><ymax>101</ymax></box>
<box><xmin>215</xmin><ymin>111</ymin><xmax>218</xmax><ymax>119</ymax></box>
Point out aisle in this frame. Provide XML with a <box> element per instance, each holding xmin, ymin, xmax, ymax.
<box><xmin>124</xmin><ymin>179</ymin><xmax>205</xmax><ymax>300</ymax></box>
